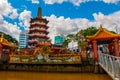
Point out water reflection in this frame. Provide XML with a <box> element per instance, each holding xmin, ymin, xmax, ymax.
<box><xmin>0</xmin><ymin>71</ymin><xmax>112</xmax><ymax>80</ymax></box>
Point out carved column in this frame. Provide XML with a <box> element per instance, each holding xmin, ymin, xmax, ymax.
<box><xmin>92</xmin><ymin>40</ymin><xmax>98</xmax><ymax>61</ymax></box>
<box><xmin>113</xmin><ymin>39</ymin><xmax>119</xmax><ymax>56</ymax></box>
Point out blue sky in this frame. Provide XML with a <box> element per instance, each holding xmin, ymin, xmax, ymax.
<box><xmin>8</xmin><ymin>0</ymin><xmax>120</xmax><ymax>19</ymax></box>
<box><xmin>0</xmin><ymin>0</ymin><xmax>120</xmax><ymax>42</ymax></box>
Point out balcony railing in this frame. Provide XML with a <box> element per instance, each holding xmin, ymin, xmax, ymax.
<box><xmin>30</xmin><ymin>22</ymin><xmax>46</xmax><ymax>26</ymax></box>
<box><xmin>30</xmin><ymin>28</ymin><xmax>47</xmax><ymax>32</ymax></box>
<box><xmin>29</xmin><ymin>33</ymin><xmax>46</xmax><ymax>37</ymax></box>
<box><xmin>29</xmin><ymin>39</ymin><xmax>38</xmax><ymax>43</ymax></box>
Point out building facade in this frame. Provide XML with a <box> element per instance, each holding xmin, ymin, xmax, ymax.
<box><xmin>19</xmin><ymin>30</ymin><xmax>29</xmax><ymax>48</ymax></box>
<box><xmin>28</xmin><ymin>7</ymin><xmax>49</xmax><ymax>48</ymax></box>
<box><xmin>54</xmin><ymin>36</ymin><xmax>64</xmax><ymax>44</ymax></box>
<box><xmin>67</xmin><ymin>41</ymin><xmax>79</xmax><ymax>52</ymax></box>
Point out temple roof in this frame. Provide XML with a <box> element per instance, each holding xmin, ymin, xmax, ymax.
<box><xmin>86</xmin><ymin>25</ymin><xmax>120</xmax><ymax>41</ymax></box>
<box><xmin>0</xmin><ymin>34</ymin><xmax>18</xmax><ymax>48</ymax></box>
<box><xmin>36</xmin><ymin>42</ymin><xmax>51</xmax><ymax>46</ymax></box>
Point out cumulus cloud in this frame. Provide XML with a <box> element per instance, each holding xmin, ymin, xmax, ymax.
<box><xmin>0</xmin><ymin>20</ymin><xmax>21</xmax><ymax>40</ymax></box>
<box><xmin>44</xmin><ymin>0</ymin><xmax>66</xmax><ymax>4</ymax></box>
<box><xmin>19</xmin><ymin>10</ymin><xmax>32</xmax><ymax>29</ymax></box>
<box><xmin>43</xmin><ymin>0</ymin><xmax>120</xmax><ymax>6</ymax></box>
<box><xmin>44</xmin><ymin>10</ymin><xmax>120</xmax><ymax>43</ymax></box>
<box><xmin>0</xmin><ymin>0</ymin><xmax>18</xmax><ymax>19</ymax></box>
<box><xmin>27</xmin><ymin>0</ymin><xmax>39</xmax><ymax>4</ymax></box>
<box><xmin>9</xmin><ymin>9</ymin><xmax>18</xmax><ymax>19</ymax></box>
<box><xmin>0</xmin><ymin>0</ymin><xmax>20</xmax><ymax>40</ymax></box>
<box><xmin>45</xmin><ymin>14</ymin><xmax>92</xmax><ymax>43</ymax></box>
<box><xmin>69</xmin><ymin>0</ymin><xmax>89</xmax><ymax>6</ymax></box>
<box><xmin>93</xmin><ymin>11</ymin><xmax>120</xmax><ymax>32</ymax></box>
<box><xmin>103</xmin><ymin>0</ymin><xmax>119</xmax><ymax>4</ymax></box>
<box><xmin>46</xmin><ymin>15</ymin><xmax>78</xmax><ymax>34</ymax></box>
<box><xmin>32</xmin><ymin>0</ymin><xmax>39</xmax><ymax>4</ymax></box>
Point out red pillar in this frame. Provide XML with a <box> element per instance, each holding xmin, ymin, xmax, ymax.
<box><xmin>0</xmin><ymin>45</ymin><xmax>2</xmax><ymax>59</ymax></box>
<box><xmin>92</xmin><ymin>40</ymin><xmax>98</xmax><ymax>61</ymax></box>
<box><xmin>113</xmin><ymin>39</ymin><xmax>119</xmax><ymax>56</ymax></box>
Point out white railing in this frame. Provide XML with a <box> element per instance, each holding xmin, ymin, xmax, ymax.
<box><xmin>98</xmin><ymin>53</ymin><xmax>120</xmax><ymax>80</ymax></box>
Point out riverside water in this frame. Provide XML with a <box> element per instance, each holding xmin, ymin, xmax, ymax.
<box><xmin>0</xmin><ymin>71</ymin><xmax>112</xmax><ymax>80</ymax></box>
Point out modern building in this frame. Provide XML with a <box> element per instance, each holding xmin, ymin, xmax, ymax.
<box><xmin>54</xmin><ymin>35</ymin><xmax>64</xmax><ymax>44</ymax></box>
<box><xmin>28</xmin><ymin>7</ymin><xmax>49</xmax><ymax>48</ymax></box>
<box><xmin>68</xmin><ymin>41</ymin><xmax>79</xmax><ymax>52</ymax></box>
<box><xmin>19</xmin><ymin>30</ymin><xmax>29</xmax><ymax>48</ymax></box>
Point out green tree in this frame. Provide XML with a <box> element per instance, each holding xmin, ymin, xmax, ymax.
<box><xmin>77</xmin><ymin>27</ymin><xmax>98</xmax><ymax>50</ymax></box>
<box><xmin>0</xmin><ymin>32</ymin><xmax>18</xmax><ymax>45</ymax></box>
<box><xmin>63</xmin><ymin>26</ymin><xmax>117</xmax><ymax>51</ymax></box>
<box><xmin>63</xmin><ymin>34</ymin><xmax>76</xmax><ymax>47</ymax></box>
<box><xmin>79</xmin><ymin>27</ymin><xmax>98</xmax><ymax>38</ymax></box>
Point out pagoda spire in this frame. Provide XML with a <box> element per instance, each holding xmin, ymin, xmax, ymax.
<box><xmin>37</xmin><ymin>7</ymin><xmax>42</xmax><ymax>18</ymax></box>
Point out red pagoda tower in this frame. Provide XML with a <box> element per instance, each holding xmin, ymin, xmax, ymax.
<box><xmin>28</xmin><ymin>7</ymin><xmax>49</xmax><ymax>48</ymax></box>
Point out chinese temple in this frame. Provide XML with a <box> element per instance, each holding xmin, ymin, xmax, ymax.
<box><xmin>86</xmin><ymin>25</ymin><xmax>120</xmax><ymax>61</ymax></box>
<box><xmin>0</xmin><ymin>34</ymin><xmax>13</xmax><ymax>54</ymax></box>
<box><xmin>28</xmin><ymin>7</ymin><xmax>49</xmax><ymax>48</ymax></box>
<box><xmin>0</xmin><ymin>34</ymin><xmax>18</xmax><ymax>62</ymax></box>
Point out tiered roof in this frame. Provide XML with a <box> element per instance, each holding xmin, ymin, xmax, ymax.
<box><xmin>0</xmin><ymin>34</ymin><xmax>18</xmax><ymax>48</ymax></box>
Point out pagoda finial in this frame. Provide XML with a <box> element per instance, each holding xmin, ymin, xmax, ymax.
<box><xmin>37</xmin><ymin>7</ymin><xmax>42</xmax><ymax>18</ymax></box>
<box><xmin>100</xmin><ymin>24</ymin><xmax>102</xmax><ymax>28</ymax></box>
<box><xmin>99</xmin><ymin>24</ymin><xmax>103</xmax><ymax>31</ymax></box>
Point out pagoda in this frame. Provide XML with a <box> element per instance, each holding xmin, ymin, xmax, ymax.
<box><xmin>28</xmin><ymin>7</ymin><xmax>49</xmax><ymax>48</ymax></box>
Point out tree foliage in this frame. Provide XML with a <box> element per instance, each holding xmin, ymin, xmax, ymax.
<box><xmin>79</xmin><ymin>27</ymin><xmax>98</xmax><ymax>37</ymax></box>
<box><xmin>0</xmin><ymin>32</ymin><xmax>18</xmax><ymax>45</ymax></box>
<box><xmin>63</xmin><ymin>26</ymin><xmax>116</xmax><ymax>49</ymax></box>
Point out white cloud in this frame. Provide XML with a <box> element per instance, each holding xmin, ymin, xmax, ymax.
<box><xmin>103</xmin><ymin>0</ymin><xmax>119</xmax><ymax>4</ymax></box>
<box><xmin>9</xmin><ymin>9</ymin><xmax>18</xmax><ymax>19</ymax></box>
<box><xmin>93</xmin><ymin>11</ymin><xmax>120</xmax><ymax>32</ymax></box>
<box><xmin>43</xmin><ymin>0</ymin><xmax>120</xmax><ymax>6</ymax></box>
<box><xmin>27</xmin><ymin>0</ymin><xmax>39</xmax><ymax>4</ymax></box>
<box><xmin>19</xmin><ymin>10</ymin><xmax>32</xmax><ymax>29</ymax></box>
<box><xmin>0</xmin><ymin>0</ymin><xmax>18</xmax><ymax>19</ymax></box>
<box><xmin>0</xmin><ymin>15</ymin><xmax>3</xmax><ymax>21</ymax></box>
<box><xmin>32</xmin><ymin>0</ymin><xmax>39</xmax><ymax>4</ymax></box>
<box><xmin>0</xmin><ymin>20</ymin><xmax>21</xmax><ymax>40</ymax></box>
<box><xmin>69</xmin><ymin>0</ymin><xmax>89</xmax><ymax>6</ymax></box>
<box><xmin>45</xmin><ymin>10</ymin><xmax>120</xmax><ymax>43</ymax></box>
<box><xmin>44</xmin><ymin>0</ymin><xmax>66</xmax><ymax>4</ymax></box>
<box><xmin>0</xmin><ymin>0</ymin><xmax>20</xmax><ymax>40</ymax></box>
<box><xmin>45</xmin><ymin>14</ymin><xmax>92</xmax><ymax>43</ymax></box>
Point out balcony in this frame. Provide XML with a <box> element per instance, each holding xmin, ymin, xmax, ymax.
<box><xmin>30</xmin><ymin>22</ymin><xmax>46</xmax><ymax>26</ymax></box>
<box><xmin>29</xmin><ymin>39</ymin><xmax>38</xmax><ymax>43</ymax></box>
